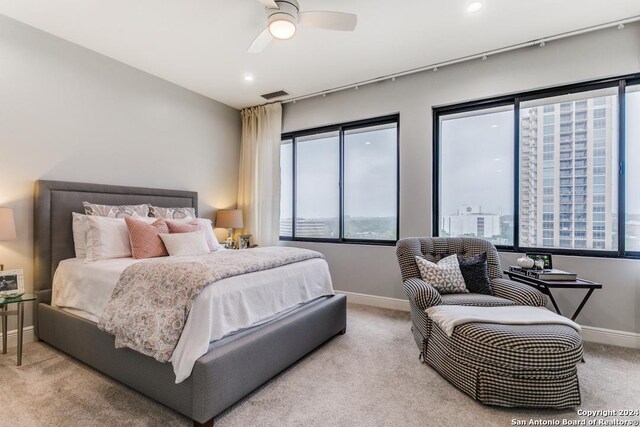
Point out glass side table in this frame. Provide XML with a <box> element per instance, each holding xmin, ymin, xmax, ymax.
<box><xmin>1</xmin><ymin>294</ymin><xmax>35</xmax><ymax>366</ymax></box>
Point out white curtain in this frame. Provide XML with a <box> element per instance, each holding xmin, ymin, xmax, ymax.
<box><xmin>237</xmin><ymin>103</ymin><xmax>282</xmax><ymax>246</ymax></box>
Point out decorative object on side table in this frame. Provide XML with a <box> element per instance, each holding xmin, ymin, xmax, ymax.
<box><xmin>0</xmin><ymin>269</ymin><xmax>24</xmax><ymax>297</ymax></box>
<box><xmin>238</xmin><ymin>234</ymin><xmax>252</xmax><ymax>249</ymax></box>
<box><xmin>1</xmin><ymin>293</ymin><xmax>35</xmax><ymax>366</ymax></box>
<box><xmin>215</xmin><ymin>209</ymin><xmax>243</xmax><ymax>249</ymax></box>
<box><xmin>516</xmin><ymin>255</ymin><xmax>535</xmax><ymax>269</ymax></box>
<box><xmin>525</xmin><ymin>252</ymin><xmax>553</xmax><ymax>269</ymax></box>
<box><xmin>0</xmin><ymin>207</ymin><xmax>17</xmax><ymax>272</ymax></box>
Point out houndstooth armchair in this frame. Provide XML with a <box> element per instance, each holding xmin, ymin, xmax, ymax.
<box><xmin>396</xmin><ymin>237</ymin><xmax>548</xmax><ymax>358</ymax></box>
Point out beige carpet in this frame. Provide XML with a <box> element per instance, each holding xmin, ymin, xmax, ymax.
<box><xmin>2</xmin><ymin>304</ymin><xmax>639</xmax><ymax>427</ymax></box>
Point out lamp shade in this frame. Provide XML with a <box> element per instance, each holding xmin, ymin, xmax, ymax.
<box><xmin>0</xmin><ymin>208</ymin><xmax>17</xmax><ymax>241</ymax></box>
<box><xmin>215</xmin><ymin>209</ymin><xmax>243</xmax><ymax>229</ymax></box>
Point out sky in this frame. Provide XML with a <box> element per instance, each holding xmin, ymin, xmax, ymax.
<box><xmin>280</xmin><ymin>125</ymin><xmax>397</xmax><ymax>219</ymax></box>
<box><xmin>440</xmin><ymin>108</ymin><xmax>514</xmax><ymax>217</ymax></box>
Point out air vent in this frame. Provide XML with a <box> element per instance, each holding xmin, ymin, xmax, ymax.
<box><xmin>261</xmin><ymin>90</ymin><xmax>290</xmax><ymax>100</ymax></box>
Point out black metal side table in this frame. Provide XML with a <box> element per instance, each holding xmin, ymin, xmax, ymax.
<box><xmin>1</xmin><ymin>294</ymin><xmax>35</xmax><ymax>366</ymax></box>
<box><xmin>504</xmin><ymin>271</ymin><xmax>602</xmax><ymax>321</ymax></box>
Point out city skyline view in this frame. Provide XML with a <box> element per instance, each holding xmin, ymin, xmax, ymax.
<box><xmin>280</xmin><ymin>122</ymin><xmax>398</xmax><ymax>240</ymax></box>
<box><xmin>438</xmin><ymin>88</ymin><xmax>640</xmax><ymax>252</ymax></box>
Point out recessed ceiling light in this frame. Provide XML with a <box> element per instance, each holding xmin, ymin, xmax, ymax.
<box><xmin>243</xmin><ymin>74</ymin><xmax>254</xmax><ymax>82</ymax></box>
<box><xmin>365</xmin><ymin>141</ymin><xmax>372</xmax><ymax>145</ymax></box>
<box><xmin>467</xmin><ymin>2</ymin><xmax>482</xmax><ymax>13</ymax></box>
<box><xmin>491</xmin><ymin>124</ymin><xmax>498</xmax><ymax>128</ymax></box>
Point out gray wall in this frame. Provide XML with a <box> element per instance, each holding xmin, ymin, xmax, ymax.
<box><xmin>282</xmin><ymin>24</ymin><xmax>640</xmax><ymax>334</ymax></box>
<box><xmin>0</xmin><ymin>15</ymin><xmax>241</xmax><ymax>328</ymax></box>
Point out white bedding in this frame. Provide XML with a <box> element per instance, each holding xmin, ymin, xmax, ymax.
<box><xmin>52</xmin><ymin>254</ymin><xmax>334</xmax><ymax>383</ymax></box>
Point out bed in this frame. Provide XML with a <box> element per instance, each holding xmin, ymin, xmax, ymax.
<box><xmin>34</xmin><ymin>180</ymin><xmax>347</xmax><ymax>426</ymax></box>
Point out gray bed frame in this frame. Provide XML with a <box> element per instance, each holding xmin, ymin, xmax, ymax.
<box><xmin>34</xmin><ymin>180</ymin><xmax>347</xmax><ymax>426</ymax></box>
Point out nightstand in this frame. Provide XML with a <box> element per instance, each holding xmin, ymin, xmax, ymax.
<box><xmin>1</xmin><ymin>294</ymin><xmax>35</xmax><ymax>366</ymax></box>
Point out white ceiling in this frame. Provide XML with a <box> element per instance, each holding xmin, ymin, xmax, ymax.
<box><xmin>1</xmin><ymin>1</ymin><xmax>640</xmax><ymax>109</ymax></box>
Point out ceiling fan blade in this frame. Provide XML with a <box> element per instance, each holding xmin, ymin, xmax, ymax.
<box><xmin>257</xmin><ymin>0</ymin><xmax>279</xmax><ymax>9</ymax></box>
<box><xmin>298</xmin><ymin>11</ymin><xmax>357</xmax><ymax>31</ymax></box>
<box><xmin>248</xmin><ymin>28</ymin><xmax>273</xmax><ymax>53</ymax></box>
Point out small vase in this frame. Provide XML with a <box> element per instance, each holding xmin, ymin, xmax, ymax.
<box><xmin>516</xmin><ymin>256</ymin><xmax>535</xmax><ymax>269</ymax></box>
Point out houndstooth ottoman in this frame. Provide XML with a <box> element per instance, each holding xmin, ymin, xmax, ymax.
<box><xmin>426</xmin><ymin>320</ymin><xmax>583</xmax><ymax>408</ymax></box>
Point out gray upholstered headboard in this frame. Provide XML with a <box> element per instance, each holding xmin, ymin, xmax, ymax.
<box><xmin>34</xmin><ymin>180</ymin><xmax>198</xmax><ymax>304</ymax></box>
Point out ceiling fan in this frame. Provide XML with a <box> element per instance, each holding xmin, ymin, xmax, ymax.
<box><xmin>248</xmin><ymin>0</ymin><xmax>358</xmax><ymax>53</ymax></box>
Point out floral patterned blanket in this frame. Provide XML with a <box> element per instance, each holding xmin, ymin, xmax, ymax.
<box><xmin>97</xmin><ymin>247</ymin><xmax>324</xmax><ymax>362</ymax></box>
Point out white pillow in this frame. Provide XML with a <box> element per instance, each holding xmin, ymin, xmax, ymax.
<box><xmin>72</xmin><ymin>212</ymin><xmax>90</xmax><ymax>258</ymax></box>
<box><xmin>415</xmin><ymin>254</ymin><xmax>468</xmax><ymax>294</ymax></box>
<box><xmin>166</xmin><ymin>218</ymin><xmax>223</xmax><ymax>251</ymax></box>
<box><xmin>160</xmin><ymin>231</ymin><xmax>210</xmax><ymax>257</ymax></box>
<box><xmin>84</xmin><ymin>216</ymin><xmax>155</xmax><ymax>262</ymax></box>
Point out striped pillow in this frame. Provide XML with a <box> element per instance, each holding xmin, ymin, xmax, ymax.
<box><xmin>125</xmin><ymin>217</ymin><xmax>169</xmax><ymax>259</ymax></box>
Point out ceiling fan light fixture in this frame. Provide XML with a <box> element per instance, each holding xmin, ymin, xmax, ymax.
<box><xmin>269</xmin><ymin>19</ymin><xmax>296</xmax><ymax>39</ymax></box>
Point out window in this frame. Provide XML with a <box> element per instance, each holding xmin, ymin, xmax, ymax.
<box><xmin>280</xmin><ymin>139</ymin><xmax>293</xmax><ymax>237</ymax></box>
<box><xmin>437</xmin><ymin>106</ymin><xmax>514</xmax><ymax>246</ymax></box>
<box><xmin>626</xmin><ymin>86</ymin><xmax>640</xmax><ymax>252</ymax></box>
<box><xmin>434</xmin><ymin>75</ymin><xmax>640</xmax><ymax>258</ymax></box>
<box><xmin>295</xmin><ymin>131</ymin><xmax>340</xmax><ymax>239</ymax></box>
<box><xmin>280</xmin><ymin>116</ymin><xmax>398</xmax><ymax>244</ymax></box>
<box><xmin>343</xmin><ymin>123</ymin><xmax>398</xmax><ymax>240</ymax></box>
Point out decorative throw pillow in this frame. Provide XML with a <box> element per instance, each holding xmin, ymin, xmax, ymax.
<box><xmin>84</xmin><ymin>216</ymin><xmax>156</xmax><ymax>262</ymax></box>
<box><xmin>414</xmin><ymin>254</ymin><xmax>468</xmax><ymax>294</ymax></box>
<box><xmin>72</xmin><ymin>212</ymin><xmax>90</xmax><ymax>258</ymax></box>
<box><xmin>166</xmin><ymin>218</ymin><xmax>223</xmax><ymax>251</ymax></box>
<box><xmin>149</xmin><ymin>206</ymin><xmax>196</xmax><ymax>220</ymax></box>
<box><xmin>160</xmin><ymin>231</ymin><xmax>210</xmax><ymax>256</ymax></box>
<box><xmin>83</xmin><ymin>202</ymin><xmax>149</xmax><ymax>218</ymax></box>
<box><xmin>457</xmin><ymin>252</ymin><xmax>493</xmax><ymax>295</ymax></box>
<box><xmin>125</xmin><ymin>217</ymin><xmax>169</xmax><ymax>259</ymax></box>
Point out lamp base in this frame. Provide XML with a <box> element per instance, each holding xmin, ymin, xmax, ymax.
<box><xmin>225</xmin><ymin>229</ymin><xmax>235</xmax><ymax>249</ymax></box>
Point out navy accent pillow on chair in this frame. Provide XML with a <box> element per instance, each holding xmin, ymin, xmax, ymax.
<box><xmin>457</xmin><ymin>252</ymin><xmax>493</xmax><ymax>295</ymax></box>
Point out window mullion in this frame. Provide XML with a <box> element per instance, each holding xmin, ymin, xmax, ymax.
<box><xmin>339</xmin><ymin>127</ymin><xmax>345</xmax><ymax>242</ymax></box>
<box><xmin>514</xmin><ymin>97</ymin><xmax>521</xmax><ymax>251</ymax></box>
<box><xmin>292</xmin><ymin>137</ymin><xmax>297</xmax><ymax>240</ymax></box>
<box><xmin>618</xmin><ymin>79</ymin><xmax>626</xmax><ymax>256</ymax></box>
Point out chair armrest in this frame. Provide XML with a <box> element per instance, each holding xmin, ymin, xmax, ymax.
<box><xmin>490</xmin><ymin>277</ymin><xmax>547</xmax><ymax>307</ymax></box>
<box><xmin>403</xmin><ymin>278</ymin><xmax>443</xmax><ymax>310</ymax></box>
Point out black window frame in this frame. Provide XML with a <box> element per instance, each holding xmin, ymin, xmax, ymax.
<box><xmin>433</xmin><ymin>73</ymin><xmax>640</xmax><ymax>259</ymax></box>
<box><xmin>280</xmin><ymin>114</ymin><xmax>400</xmax><ymax>246</ymax></box>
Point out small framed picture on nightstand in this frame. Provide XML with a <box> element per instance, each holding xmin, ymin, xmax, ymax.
<box><xmin>0</xmin><ymin>269</ymin><xmax>24</xmax><ymax>297</ymax></box>
<box><xmin>238</xmin><ymin>235</ymin><xmax>252</xmax><ymax>249</ymax></box>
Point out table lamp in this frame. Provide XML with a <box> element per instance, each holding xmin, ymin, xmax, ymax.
<box><xmin>0</xmin><ymin>208</ymin><xmax>17</xmax><ymax>271</ymax></box>
<box><xmin>215</xmin><ymin>209</ymin><xmax>243</xmax><ymax>248</ymax></box>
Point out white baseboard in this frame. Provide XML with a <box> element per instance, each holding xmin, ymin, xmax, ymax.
<box><xmin>337</xmin><ymin>290</ymin><xmax>410</xmax><ymax>312</ymax></box>
<box><xmin>0</xmin><ymin>326</ymin><xmax>35</xmax><ymax>348</ymax></box>
<box><xmin>580</xmin><ymin>325</ymin><xmax>640</xmax><ymax>349</ymax></box>
<box><xmin>337</xmin><ymin>291</ymin><xmax>640</xmax><ymax>349</ymax></box>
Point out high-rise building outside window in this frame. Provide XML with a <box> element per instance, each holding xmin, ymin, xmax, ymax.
<box><xmin>434</xmin><ymin>75</ymin><xmax>640</xmax><ymax>258</ymax></box>
<box><xmin>519</xmin><ymin>89</ymin><xmax>618</xmax><ymax>251</ymax></box>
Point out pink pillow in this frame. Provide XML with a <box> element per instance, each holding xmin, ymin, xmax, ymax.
<box><xmin>125</xmin><ymin>217</ymin><xmax>169</xmax><ymax>259</ymax></box>
<box><xmin>166</xmin><ymin>221</ymin><xmax>198</xmax><ymax>234</ymax></box>
<box><xmin>166</xmin><ymin>218</ymin><xmax>222</xmax><ymax>252</ymax></box>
